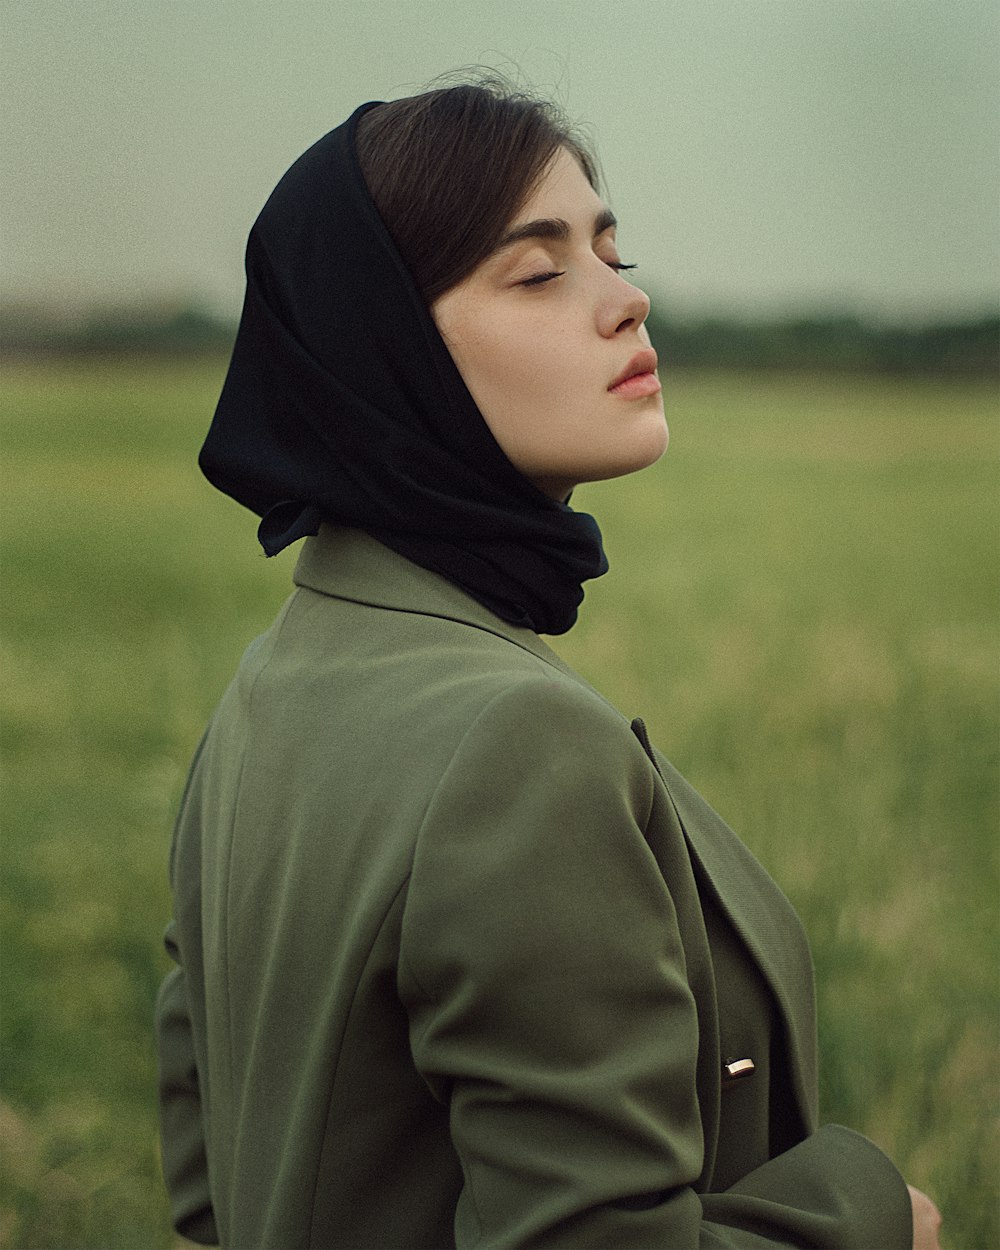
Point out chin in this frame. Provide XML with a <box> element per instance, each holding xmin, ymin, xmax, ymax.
<box><xmin>624</xmin><ymin>413</ymin><xmax>670</xmax><ymax>474</ymax></box>
<box><xmin>581</xmin><ymin>419</ymin><xmax>669</xmax><ymax>489</ymax></box>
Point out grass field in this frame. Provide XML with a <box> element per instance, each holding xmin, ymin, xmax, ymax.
<box><xmin>1</xmin><ymin>357</ymin><xmax>997</xmax><ymax>1248</ymax></box>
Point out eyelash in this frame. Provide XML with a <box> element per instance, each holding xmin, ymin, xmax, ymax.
<box><xmin>521</xmin><ymin>261</ymin><xmax>638</xmax><ymax>288</ymax></box>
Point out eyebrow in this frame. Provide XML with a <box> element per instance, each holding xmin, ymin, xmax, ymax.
<box><xmin>497</xmin><ymin>207</ymin><xmax>618</xmax><ymax>252</ymax></box>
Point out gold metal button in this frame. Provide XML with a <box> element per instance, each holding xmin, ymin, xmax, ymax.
<box><xmin>723</xmin><ymin>1058</ymin><xmax>756</xmax><ymax>1083</ymax></box>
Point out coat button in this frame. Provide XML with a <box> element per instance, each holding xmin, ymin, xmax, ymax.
<box><xmin>723</xmin><ymin>1058</ymin><xmax>756</xmax><ymax>1083</ymax></box>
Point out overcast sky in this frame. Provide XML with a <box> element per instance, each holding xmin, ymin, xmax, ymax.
<box><xmin>3</xmin><ymin>0</ymin><xmax>997</xmax><ymax>323</ymax></box>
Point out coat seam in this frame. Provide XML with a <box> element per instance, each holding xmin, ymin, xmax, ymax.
<box><xmin>221</xmin><ymin>590</ymin><xmax>302</xmax><ymax>1188</ymax></box>
<box><xmin>306</xmin><ymin>871</ymin><xmax>413</xmax><ymax>1248</ymax></box>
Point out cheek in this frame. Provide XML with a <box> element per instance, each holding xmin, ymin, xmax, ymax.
<box><xmin>435</xmin><ymin>301</ymin><xmax>589</xmax><ymax>461</ymax></box>
<box><xmin>469</xmin><ymin>323</ymin><xmax>537</xmax><ymax>382</ymax></box>
<box><xmin>438</xmin><ymin>306</ymin><xmax>521</xmax><ymax>392</ymax></box>
<box><xmin>477</xmin><ymin>322</ymin><xmax>584</xmax><ymax>408</ymax></box>
<box><xmin>456</xmin><ymin>328</ymin><xmax>557</xmax><ymax>420</ymax></box>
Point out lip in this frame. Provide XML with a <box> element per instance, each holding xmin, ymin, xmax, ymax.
<box><xmin>608</xmin><ymin>348</ymin><xmax>660</xmax><ymax>393</ymax></box>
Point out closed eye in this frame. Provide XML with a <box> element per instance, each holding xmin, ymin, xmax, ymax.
<box><xmin>521</xmin><ymin>261</ymin><xmax>637</xmax><ymax>288</ymax></box>
<box><xmin>520</xmin><ymin>270</ymin><xmax>565</xmax><ymax>287</ymax></box>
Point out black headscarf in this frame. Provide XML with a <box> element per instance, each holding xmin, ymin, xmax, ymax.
<box><xmin>199</xmin><ymin>102</ymin><xmax>608</xmax><ymax>634</ymax></box>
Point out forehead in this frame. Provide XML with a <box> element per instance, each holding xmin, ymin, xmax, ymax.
<box><xmin>512</xmin><ymin>147</ymin><xmax>609</xmax><ymax>226</ymax></box>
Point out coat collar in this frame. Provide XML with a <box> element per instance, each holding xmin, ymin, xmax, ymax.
<box><xmin>293</xmin><ymin>524</ymin><xmax>582</xmax><ymax>678</ymax></box>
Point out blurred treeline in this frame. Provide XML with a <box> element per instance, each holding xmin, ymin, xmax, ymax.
<box><xmin>2</xmin><ymin>299</ymin><xmax>997</xmax><ymax>376</ymax></box>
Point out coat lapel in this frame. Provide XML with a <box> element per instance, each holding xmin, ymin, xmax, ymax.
<box><xmin>631</xmin><ymin>722</ymin><xmax>819</xmax><ymax>1136</ymax></box>
<box><xmin>293</xmin><ymin>526</ymin><xmax>569</xmax><ymax>667</ymax></box>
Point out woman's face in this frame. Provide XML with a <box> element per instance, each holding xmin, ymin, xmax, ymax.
<box><xmin>432</xmin><ymin>146</ymin><xmax>668</xmax><ymax>501</ymax></box>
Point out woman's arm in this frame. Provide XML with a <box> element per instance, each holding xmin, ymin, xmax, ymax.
<box><xmin>399</xmin><ymin>676</ymin><xmax>913</xmax><ymax>1249</ymax></box>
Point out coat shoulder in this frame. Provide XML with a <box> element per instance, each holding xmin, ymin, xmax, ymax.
<box><xmin>262</xmin><ymin>580</ymin><xmax>631</xmax><ymax>748</ymax></box>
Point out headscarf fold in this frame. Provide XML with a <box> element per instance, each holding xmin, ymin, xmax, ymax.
<box><xmin>199</xmin><ymin>102</ymin><xmax>608</xmax><ymax>634</ymax></box>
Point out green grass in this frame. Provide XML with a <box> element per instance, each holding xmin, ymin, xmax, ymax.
<box><xmin>1</xmin><ymin>358</ymin><xmax>997</xmax><ymax>1248</ymax></box>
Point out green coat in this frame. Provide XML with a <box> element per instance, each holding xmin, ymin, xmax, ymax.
<box><xmin>156</xmin><ymin>525</ymin><xmax>911</xmax><ymax>1249</ymax></box>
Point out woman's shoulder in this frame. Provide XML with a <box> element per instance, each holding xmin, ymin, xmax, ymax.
<box><xmin>226</xmin><ymin>573</ymin><xmax>639</xmax><ymax>776</ymax></box>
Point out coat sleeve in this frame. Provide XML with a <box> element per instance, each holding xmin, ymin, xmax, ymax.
<box><xmin>398</xmin><ymin>677</ymin><xmax>912</xmax><ymax>1250</ymax></box>
<box><xmin>155</xmin><ymin>925</ymin><xmax>219</xmax><ymax>1246</ymax></box>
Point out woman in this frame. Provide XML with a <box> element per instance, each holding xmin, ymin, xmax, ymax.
<box><xmin>155</xmin><ymin>79</ymin><xmax>938</xmax><ymax>1248</ymax></box>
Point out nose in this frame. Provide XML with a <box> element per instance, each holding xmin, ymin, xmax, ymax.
<box><xmin>598</xmin><ymin>269</ymin><xmax>651</xmax><ymax>338</ymax></box>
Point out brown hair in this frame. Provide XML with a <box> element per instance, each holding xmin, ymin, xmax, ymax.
<box><xmin>355</xmin><ymin>76</ymin><xmax>598</xmax><ymax>305</ymax></box>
